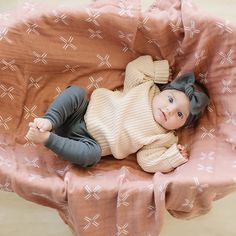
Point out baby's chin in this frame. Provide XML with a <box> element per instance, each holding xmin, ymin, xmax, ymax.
<box><xmin>153</xmin><ymin>116</ymin><xmax>169</xmax><ymax>130</ymax></box>
<box><xmin>155</xmin><ymin>117</ymin><xmax>180</xmax><ymax>131</ymax></box>
<box><xmin>158</xmin><ymin>122</ymin><xmax>171</xmax><ymax>130</ymax></box>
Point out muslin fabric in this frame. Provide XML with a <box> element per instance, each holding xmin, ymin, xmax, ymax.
<box><xmin>0</xmin><ymin>0</ymin><xmax>236</xmax><ymax>235</ymax></box>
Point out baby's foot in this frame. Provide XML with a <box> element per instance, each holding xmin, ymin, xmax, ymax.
<box><xmin>26</xmin><ymin>127</ymin><xmax>50</xmax><ymax>145</ymax></box>
<box><xmin>30</xmin><ymin>118</ymin><xmax>53</xmax><ymax>132</ymax></box>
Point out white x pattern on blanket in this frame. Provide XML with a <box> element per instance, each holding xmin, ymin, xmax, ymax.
<box><xmin>0</xmin><ymin>1</ymin><xmax>236</xmax><ymax>235</ymax></box>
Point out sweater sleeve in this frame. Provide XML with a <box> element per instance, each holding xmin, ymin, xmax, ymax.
<box><xmin>123</xmin><ymin>55</ymin><xmax>169</xmax><ymax>92</ymax></box>
<box><xmin>136</xmin><ymin>143</ymin><xmax>188</xmax><ymax>173</ymax></box>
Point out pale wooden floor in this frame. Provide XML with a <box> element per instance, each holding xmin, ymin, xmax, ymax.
<box><xmin>0</xmin><ymin>0</ymin><xmax>236</xmax><ymax>235</ymax></box>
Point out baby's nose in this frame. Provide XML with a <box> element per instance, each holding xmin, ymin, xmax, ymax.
<box><xmin>166</xmin><ymin>105</ymin><xmax>177</xmax><ymax>115</ymax></box>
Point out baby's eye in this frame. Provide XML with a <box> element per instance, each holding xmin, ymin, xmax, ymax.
<box><xmin>177</xmin><ymin>111</ymin><xmax>183</xmax><ymax>118</ymax></box>
<box><xmin>168</xmin><ymin>96</ymin><xmax>173</xmax><ymax>103</ymax></box>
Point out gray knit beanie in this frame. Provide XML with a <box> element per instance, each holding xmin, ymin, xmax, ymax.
<box><xmin>163</xmin><ymin>72</ymin><xmax>209</xmax><ymax>127</ymax></box>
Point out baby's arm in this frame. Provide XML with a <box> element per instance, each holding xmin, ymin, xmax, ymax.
<box><xmin>137</xmin><ymin>142</ymin><xmax>188</xmax><ymax>173</ymax></box>
<box><xmin>123</xmin><ymin>55</ymin><xmax>169</xmax><ymax>92</ymax></box>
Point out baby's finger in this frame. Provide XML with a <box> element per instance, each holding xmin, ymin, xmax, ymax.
<box><xmin>29</xmin><ymin>122</ymin><xmax>36</xmax><ymax>128</ymax></box>
<box><xmin>184</xmin><ymin>151</ymin><xmax>188</xmax><ymax>157</ymax></box>
<box><xmin>182</xmin><ymin>152</ymin><xmax>188</xmax><ymax>157</ymax></box>
<box><xmin>29</xmin><ymin>127</ymin><xmax>38</xmax><ymax>131</ymax></box>
<box><xmin>177</xmin><ymin>144</ymin><xmax>183</xmax><ymax>150</ymax></box>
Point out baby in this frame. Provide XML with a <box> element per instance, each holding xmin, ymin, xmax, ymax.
<box><xmin>26</xmin><ymin>55</ymin><xmax>209</xmax><ymax>173</ymax></box>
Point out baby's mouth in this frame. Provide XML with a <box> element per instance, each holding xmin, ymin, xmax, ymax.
<box><xmin>160</xmin><ymin>109</ymin><xmax>167</xmax><ymax>121</ymax></box>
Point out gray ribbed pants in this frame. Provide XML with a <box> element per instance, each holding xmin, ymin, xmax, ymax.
<box><xmin>44</xmin><ymin>86</ymin><xmax>101</xmax><ymax>167</ymax></box>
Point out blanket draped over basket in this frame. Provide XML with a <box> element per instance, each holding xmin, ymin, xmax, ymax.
<box><xmin>0</xmin><ymin>0</ymin><xmax>236</xmax><ymax>235</ymax></box>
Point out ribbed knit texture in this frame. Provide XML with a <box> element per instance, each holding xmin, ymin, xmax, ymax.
<box><xmin>84</xmin><ymin>55</ymin><xmax>187</xmax><ymax>173</ymax></box>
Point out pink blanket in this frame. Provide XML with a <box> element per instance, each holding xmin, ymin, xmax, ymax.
<box><xmin>1</xmin><ymin>0</ymin><xmax>236</xmax><ymax>235</ymax></box>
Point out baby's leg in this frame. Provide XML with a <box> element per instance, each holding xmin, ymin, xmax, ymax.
<box><xmin>26</xmin><ymin>85</ymin><xmax>98</xmax><ymax>167</ymax></box>
<box><xmin>43</xmin><ymin>85</ymin><xmax>88</xmax><ymax>130</ymax></box>
<box><xmin>26</xmin><ymin>126</ymin><xmax>50</xmax><ymax>145</ymax></box>
<box><xmin>45</xmin><ymin>133</ymin><xmax>101</xmax><ymax>167</ymax></box>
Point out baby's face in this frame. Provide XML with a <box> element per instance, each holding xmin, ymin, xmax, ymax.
<box><xmin>152</xmin><ymin>89</ymin><xmax>190</xmax><ymax>130</ymax></box>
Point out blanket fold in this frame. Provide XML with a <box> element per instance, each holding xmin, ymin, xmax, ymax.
<box><xmin>0</xmin><ymin>0</ymin><xmax>236</xmax><ymax>235</ymax></box>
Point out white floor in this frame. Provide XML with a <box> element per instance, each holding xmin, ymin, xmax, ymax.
<box><xmin>1</xmin><ymin>0</ymin><xmax>236</xmax><ymax>235</ymax></box>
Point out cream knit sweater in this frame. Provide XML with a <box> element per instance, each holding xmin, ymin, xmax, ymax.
<box><xmin>84</xmin><ymin>55</ymin><xmax>187</xmax><ymax>173</ymax></box>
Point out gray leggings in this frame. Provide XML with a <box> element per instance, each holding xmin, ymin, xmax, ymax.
<box><xmin>44</xmin><ymin>85</ymin><xmax>101</xmax><ymax>167</ymax></box>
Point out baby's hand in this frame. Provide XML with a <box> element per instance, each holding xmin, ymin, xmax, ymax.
<box><xmin>177</xmin><ymin>144</ymin><xmax>188</xmax><ymax>159</ymax></box>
